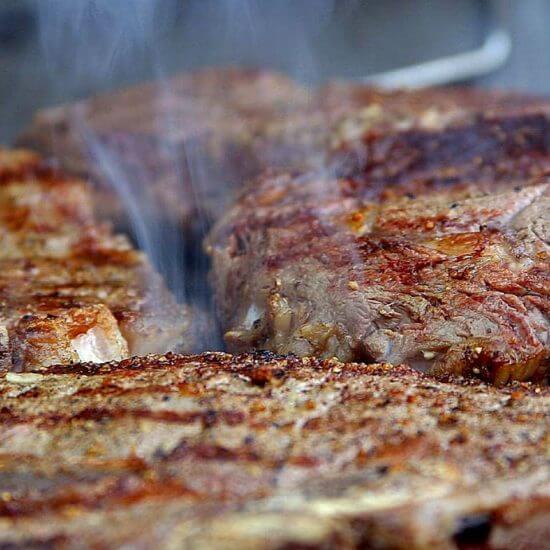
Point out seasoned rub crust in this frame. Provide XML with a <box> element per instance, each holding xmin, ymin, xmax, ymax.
<box><xmin>0</xmin><ymin>352</ymin><xmax>548</xmax><ymax>548</ymax></box>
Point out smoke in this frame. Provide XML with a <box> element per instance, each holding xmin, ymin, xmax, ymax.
<box><xmin>180</xmin><ymin>0</ymin><xmax>336</xmax><ymax>83</ymax></box>
<box><xmin>36</xmin><ymin>1</ymin><xmax>167</xmax><ymax>91</ymax></box>
<box><xmin>34</xmin><ymin>0</ymin><xmax>336</xmax><ymax>350</ymax></box>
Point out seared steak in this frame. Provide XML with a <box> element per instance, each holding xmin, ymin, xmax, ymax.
<box><xmin>0</xmin><ymin>149</ymin><xmax>192</xmax><ymax>370</ymax></box>
<box><xmin>207</xmin><ymin>109</ymin><xmax>550</xmax><ymax>385</ymax></box>
<box><xmin>8</xmin><ymin>72</ymin><xmax>550</xmax><ymax>548</ymax></box>
<box><xmin>0</xmin><ymin>352</ymin><xmax>547</xmax><ymax>548</ymax></box>
<box><xmin>17</xmin><ymin>69</ymin><xmax>550</xmax><ymax>227</ymax></box>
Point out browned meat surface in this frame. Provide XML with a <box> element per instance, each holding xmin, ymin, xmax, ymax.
<box><xmin>0</xmin><ymin>352</ymin><xmax>547</xmax><ymax>548</ymax></box>
<box><xmin>331</xmin><ymin>110</ymin><xmax>550</xmax><ymax>193</ymax></box>
<box><xmin>10</xmin><ymin>69</ymin><xmax>550</xmax><ymax>549</ymax></box>
<box><xmin>0</xmin><ymin>149</ymin><xmax>192</xmax><ymax>370</ymax></box>
<box><xmin>17</xmin><ymin>68</ymin><xmax>311</xmax><ymax>226</ymax></box>
<box><xmin>208</xmin><ymin>108</ymin><xmax>550</xmax><ymax>385</ymax></box>
<box><xmin>8</xmin><ymin>68</ymin><xmax>550</xmax><ymax>549</ymax></box>
<box><xmin>17</xmin><ymin>68</ymin><xmax>550</xmax><ymax>227</ymax></box>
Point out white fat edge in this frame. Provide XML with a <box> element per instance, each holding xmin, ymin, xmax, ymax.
<box><xmin>44</xmin><ymin>235</ymin><xmax>73</xmax><ymax>256</ymax></box>
<box><xmin>206</xmin><ymin>512</ymin><xmax>335</xmax><ymax>542</ymax></box>
<box><xmin>5</xmin><ymin>371</ymin><xmax>84</xmax><ymax>398</ymax></box>
<box><xmin>6</xmin><ymin>372</ymin><xmax>44</xmax><ymax>384</ymax></box>
<box><xmin>71</xmin><ymin>326</ymin><xmax>128</xmax><ymax>364</ymax></box>
<box><xmin>265</xmin><ymin>483</ymin><xmax>452</xmax><ymax>517</ymax></box>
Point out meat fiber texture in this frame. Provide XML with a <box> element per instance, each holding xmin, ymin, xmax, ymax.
<box><xmin>0</xmin><ymin>352</ymin><xmax>547</xmax><ymax>548</ymax></box>
<box><xmin>0</xmin><ymin>149</ymin><xmax>192</xmax><ymax>371</ymax></box>
<box><xmin>207</xmin><ymin>104</ymin><xmax>550</xmax><ymax>385</ymax></box>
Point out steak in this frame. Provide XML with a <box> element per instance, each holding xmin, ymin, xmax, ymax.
<box><xmin>0</xmin><ymin>149</ymin><xmax>192</xmax><ymax>370</ymax></box>
<box><xmin>0</xmin><ymin>352</ymin><xmax>547</xmax><ymax>548</ymax></box>
<box><xmin>207</xmin><ymin>109</ymin><xmax>550</xmax><ymax>385</ymax></box>
<box><xmin>17</xmin><ymin>69</ymin><xmax>550</xmax><ymax>229</ymax></box>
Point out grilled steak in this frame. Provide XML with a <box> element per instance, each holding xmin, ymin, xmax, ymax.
<box><xmin>208</xmin><ymin>107</ymin><xmax>550</xmax><ymax>385</ymax></box>
<box><xmin>0</xmin><ymin>149</ymin><xmax>192</xmax><ymax>370</ymax></box>
<box><xmin>0</xmin><ymin>352</ymin><xmax>547</xmax><ymax>548</ymax></box>
<box><xmin>17</xmin><ymin>69</ymin><xmax>549</xmax><ymax>227</ymax></box>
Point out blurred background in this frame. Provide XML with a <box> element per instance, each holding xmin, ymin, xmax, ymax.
<box><xmin>1</xmin><ymin>0</ymin><xmax>549</xmax><ymax>144</ymax></box>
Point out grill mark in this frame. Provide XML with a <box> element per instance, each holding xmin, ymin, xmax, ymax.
<box><xmin>0</xmin><ymin>406</ymin><xmax>246</xmax><ymax>428</ymax></box>
<box><xmin>165</xmin><ymin>440</ymin><xmax>262</xmax><ymax>463</ymax></box>
<box><xmin>340</xmin><ymin>113</ymin><xmax>550</xmax><ymax>185</ymax></box>
<box><xmin>0</xmin><ymin>477</ymin><xmax>198</xmax><ymax>519</ymax></box>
